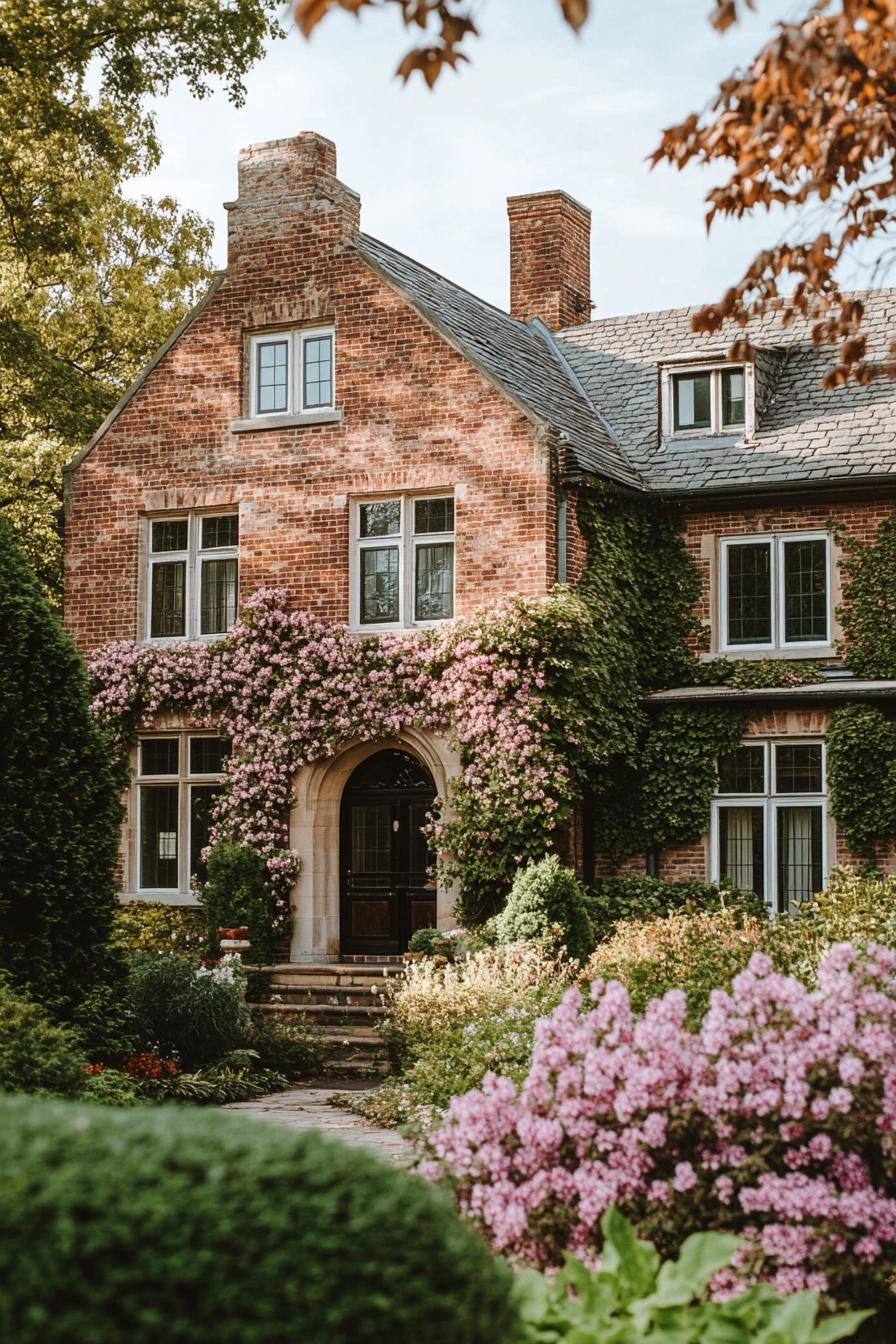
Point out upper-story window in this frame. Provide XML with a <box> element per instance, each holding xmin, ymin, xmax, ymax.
<box><xmin>351</xmin><ymin>494</ymin><xmax>455</xmax><ymax>630</ymax></box>
<box><xmin>148</xmin><ymin>513</ymin><xmax>239</xmax><ymax>641</ymax></box>
<box><xmin>663</xmin><ymin>363</ymin><xmax>750</xmax><ymax>438</ymax></box>
<box><xmin>136</xmin><ymin>734</ymin><xmax>230</xmax><ymax>894</ymax></box>
<box><xmin>712</xmin><ymin>740</ymin><xmax>826</xmax><ymax>912</ymax></box>
<box><xmin>720</xmin><ymin>532</ymin><xmax>830</xmax><ymax>653</ymax></box>
<box><xmin>249</xmin><ymin>327</ymin><xmax>334</xmax><ymax>418</ymax></box>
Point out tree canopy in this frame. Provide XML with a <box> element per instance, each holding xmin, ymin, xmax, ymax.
<box><xmin>0</xmin><ymin>0</ymin><xmax>283</xmax><ymax>600</ymax></box>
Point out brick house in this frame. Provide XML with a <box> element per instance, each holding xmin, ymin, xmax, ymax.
<box><xmin>64</xmin><ymin>130</ymin><xmax>896</xmax><ymax>961</ymax></box>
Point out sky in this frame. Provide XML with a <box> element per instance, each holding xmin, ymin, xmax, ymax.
<box><xmin>129</xmin><ymin>0</ymin><xmax>811</xmax><ymax>318</ymax></box>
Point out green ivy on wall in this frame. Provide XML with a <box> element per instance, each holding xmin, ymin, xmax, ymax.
<box><xmin>826</xmin><ymin>705</ymin><xmax>896</xmax><ymax>859</ymax></box>
<box><xmin>835</xmin><ymin>510</ymin><xmax>896</xmax><ymax>679</ymax></box>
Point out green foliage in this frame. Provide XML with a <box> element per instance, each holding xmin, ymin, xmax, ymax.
<box><xmin>585</xmin><ymin>875</ymin><xmax>766</xmax><ymax>943</ymax></box>
<box><xmin>587</xmin><ymin>908</ymin><xmax>769</xmax><ymax>1027</ymax></box>
<box><xmin>165</xmin><ymin>1053</ymin><xmax>288</xmax><ymax>1105</ymax></box>
<box><xmin>576</xmin><ymin>492</ymin><xmax>704</xmax><ymax>694</ymax></box>
<box><xmin>0</xmin><ymin>1095</ymin><xmax>519</xmax><ymax>1344</ymax></box>
<box><xmin>0</xmin><ymin>0</ymin><xmax>282</xmax><ymax>599</ymax></box>
<box><xmin>127</xmin><ymin>953</ymin><xmax>249</xmax><ymax>1069</ymax></box>
<box><xmin>408</xmin><ymin>927</ymin><xmax>448</xmax><ymax>955</ymax></box>
<box><xmin>595</xmin><ymin>708</ymin><xmax>746</xmax><ymax>863</ymax></box>
<box><xmin>694</xmin><ymin>657</ymin><xmax>824</xmax><ymax>688</ymax></box>
<box><xmin>0</xmin><ymin>520</ymin><xmax>127</xmax><ymax>1040</ymax></box>
<box><xmin>0</xmin><ymin>981</ymin><xmax>87</xmax><ymax>1098</ymax></box>
<box><xmin>772</xmin><ymin>867</ymin><xmax>896</xmax><ymax>986</ymax></box>
<box><xmin>494</xmin><ymin>856</ymin><xmax>594</xmax><ymax>961</ymax></box>
<box><xmin>515</xmin><ymin>1205</ymin><xmax>869</xmax><ymax>1344</ymax></box>
<box><xmin>199</xmin><ymin>841</ymin><xmax>290</xmax><ymax>964</ymax></box>
<box><xmin>835</xmin><ymin>512</ymin><xmax>896</xmax><ymax>679</ymax></box>
<box><xmin>826</xmin><ymin>706</ymin><xmax>896</xmax><ymax>858</ymax></box>
<box><xmin>110</xmin><ymin>900</ymin><xmax>206</xmax><ymax>959</ymax></box>
<box><xmin>249</xmin><ymin>1016</ymin><xmax>326</xmax><ymax>1080</ymax></box>
<box><xmin>81</xmin><ymin>1068</ymin><xmax>143</xmax><ymax>1107</ymax></box>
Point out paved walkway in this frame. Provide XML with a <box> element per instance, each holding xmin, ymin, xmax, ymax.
<box><xmin>222</xmin><ymin>1083</ymin><xmax>413</xmax><ymax>1165</ymax></box>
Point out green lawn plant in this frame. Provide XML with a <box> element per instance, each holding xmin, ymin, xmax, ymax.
<box><xmin>515</xmin><ymin>1206</ymin><xmax>870</xmax><ymax>1344</ymax></box>
<box><xmin>0</xmin><ymin>1095</ymin><xmax>518</xmax><ymax>1344</ymax></box>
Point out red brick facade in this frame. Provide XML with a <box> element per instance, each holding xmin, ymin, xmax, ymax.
<box><xmin>63</xmin><ymin>129</ymin><xmax>896</xmax><ymax>928</ymax></box>
<box><xmin>64</xmin><ymin>133</ymin><xmax>564</xmax><ymax>654</ymax></box>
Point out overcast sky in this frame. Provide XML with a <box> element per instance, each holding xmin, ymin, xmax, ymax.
<box><xmin>130</xmin><ymin>0</ymin><xmax>817</xmax><ymax>317</ymax></box>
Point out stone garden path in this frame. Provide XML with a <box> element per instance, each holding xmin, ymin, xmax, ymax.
<box><xmin>222</xmin><ymin>1083</ymin><xmax>413</xmax><ymax>1165</ymax></box>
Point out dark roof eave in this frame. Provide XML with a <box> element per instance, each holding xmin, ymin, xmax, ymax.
<box><xmin>647</xmin><ymin>471</ymin><xmax>896</xmax><ymax>503</ymax></box>
<box><xmin>643</xmin><ymin>680</ymin><xmax>896</xmax><ymax>707</ymax></box>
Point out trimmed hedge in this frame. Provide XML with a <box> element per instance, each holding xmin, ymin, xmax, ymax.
<box><xmin>0</xmin><ymin>1096</ymin><xmax>518</xmax><ymax>1344</ymax></box>
<box><xmin>585</xmin><ymin>875</ymin><xmax>767</xmax><ymax>943</ymax></box>
<box><xmin>0</xmin><ymin>520</ymin><xmax>126</xmax><ymax>1042</ymax></box>
<box><xmin>494</xmin><ymin>856</ymin><xmax>594</xmax><ymax>961</ymax></box>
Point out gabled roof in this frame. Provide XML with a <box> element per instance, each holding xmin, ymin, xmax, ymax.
<box><xmin>558</xmin><ymin>291</ymin><xmax>896</xmax><ymax>496</ymax></box>
<box><xmin>356</xmin><ymin>233</ymin><xmax>642</xmax><ymax>489</ymax></box>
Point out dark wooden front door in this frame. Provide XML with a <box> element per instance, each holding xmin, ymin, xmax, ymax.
<box><xmin>340</xmin><ymin>750</ymin><xmax>437</xmax><ymax>956</ymax></box>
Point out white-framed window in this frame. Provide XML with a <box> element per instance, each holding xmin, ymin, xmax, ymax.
<box><xmin>135</xmin><ymin>735</ymin><xmax>230</xmax><ymax>895</ymax></box>
<box><xmin>249</xmin><ymin>327</ymin><xmax>334</xmax><ymax>417</ymax></box>
<box><xmin>351</xmin><ymin>494</ymin><xmax>455</xmax><ymax>630</ymax></box>
<box><xmin>147</xmin><ymin>513</ymin><xmax>239</xmax><ymax>641</ymax></box>
<box><xmin>711</xmin><ymin>740</ymin><xmax>827</xmax><ymax>913</ymax></box>
<box><xmin>662</xmin><ymin>363</ymin><xmax>750</xmax><ymax>438</ymax></box>
<box><xmin>719</xmin><ymin>532</ymin><xmax>830</xmax><ymax>653</ymax></box>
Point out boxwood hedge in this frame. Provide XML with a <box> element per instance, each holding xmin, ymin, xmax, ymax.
<box><xmin>0</xmin><ymin>1095</ymin><xmax>519</xmax><ymax>1344</ymax></box>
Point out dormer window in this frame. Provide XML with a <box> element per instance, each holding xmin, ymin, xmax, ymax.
<box><xmin>662</xmin><ymin>361</ymin><xmax>752</xmax><ymax>439</ymax></box>
<box><xmin>249</xmin><ymin>327</ymin><xmax>334</xmax><ymax>418</ymax></box>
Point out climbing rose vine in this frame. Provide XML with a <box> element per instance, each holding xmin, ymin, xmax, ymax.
<box><xmin>89</xmin><ymin>586</ymin><xmax>631</xmax><ymax>920</ymax></box>
<box><xmin>425</xmin><ymin>943</ymin><xmax>896</xmax><ymax>1309</ymax></box>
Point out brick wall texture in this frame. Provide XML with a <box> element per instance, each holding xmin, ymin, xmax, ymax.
<box><xmin>64</xmin><ymin>133</ymin><xmax>564</xmax><ymax>653</ymax></box>
<box><xmin>63</xmin><ymin>130</ymin><xmax>896</xmax><ymax>905</ymax></box>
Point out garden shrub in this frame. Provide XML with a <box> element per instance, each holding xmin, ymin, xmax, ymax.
<box><xmin>0</xmin><ymin>981</ymin><xmax>86</xmax><ymax>1097</ymax></box>
<box><xmin>358</xmin><ymin>943</ymin><xmax>573</xmax><ymax>1131</ymax></box>
<box><xmin>494</xmin><ymin>856</ymin><xmax>594</xmax><ymax>962</ymax></box>
<box><xmin>0</xmin><ymin>520</ymin><xmax>126</xmax><ymax>1041</ymax></box>
<box><xmin>127</xmin><ymin>953</ymin><xmax>250</xmax><ymax>1069</ymax></box>
<box><xmin>775</xmin><ymin>867</ymin><xmax>896</xmax><ymax>985</ymax></box>
<box><xmin>428</xmin><ymin>943</ymin><xmax>896</xmax><ymax>1318</ymax></box>
<box><xmin>110</xmin><ymin>901</ymin><xmax>206</xmax><ymax>959</ymax></box>
<box><xmin>199</xmin><ymin>840</ymin><xmax>291</xmax><ymax>964</ymax></box>
<box><xmin>249</xmin><ymin>1016</ymin><xmax>325</xmax><ymax>1079</ymax></box>
<box><xmin>0</xmin><ymin>1095</ymin><xmax>519</xmax><ymax>1344</ymax></box>
<box><xmin>586</xmin><ymin>907</ymin><xmax>769</xmax><ymax>1026</ymax></box>
<box><xmin>585</xmin><ymin>874</ymin><xmax>766</xmax><ymax>943</ymax></box>
<box><xmin>81</xmin><ymin>1067</ymin><xmax>143</xmax><ymax>1107</ymax></box>
<box><xmin>515</xmin><ymin>1207</ymin><xmax>870</xmax><ymax>1344</ymax></box>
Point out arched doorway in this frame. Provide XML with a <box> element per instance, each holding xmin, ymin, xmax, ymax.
<box><xmin>339</xmin><ymin>749</ymin><xmax>437</xmax><ymax>956</ymax></box>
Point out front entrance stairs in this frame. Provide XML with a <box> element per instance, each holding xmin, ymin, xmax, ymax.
<box><xmin>248</xmin><ymin>959</ymin><xmax>405</xmax><ymax>1076</ymax></box>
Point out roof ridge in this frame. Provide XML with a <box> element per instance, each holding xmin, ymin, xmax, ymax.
<box><xmin>561</xmin><ymin>284</ymin><xmax>896</xmax><ymax>334</ymax></box>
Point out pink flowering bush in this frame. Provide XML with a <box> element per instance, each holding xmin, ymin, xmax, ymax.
<box><xmin>426</xmin><ymin>942</ymin><xmax>896</xmax><ymax>1314</ymax></box>
<box><xmin>89</xmin><ymin>586</ymin><xmax>635</xmax><ymax>920</ymax></box>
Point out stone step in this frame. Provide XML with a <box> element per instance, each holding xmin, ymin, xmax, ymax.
<box><xmin>265</xmin><ymin>983</ymin><xmax>392</xmax><ymax>1008</ymax></box>
<box><xmin>253</xmin><ymin>1002</ymin><xmax>383</xmax><ymax>1041</ymax></box>
<box><xmin>251</xmin><ymin>963</ymin><xmax>404</xmax><ymax>988</ymax></box>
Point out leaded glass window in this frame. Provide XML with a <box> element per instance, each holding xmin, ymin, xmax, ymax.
<box><xmin>255</xmin><ymin>339</ymin><xmax>289</xmax><ymax>414</ymax></box>
<box><xmin>355</xmin><ymin>494</ymin><xmax>454</xmax><ymax>628</ymax></box>
<box><xmin>721</xmin><ymin>534</ymin><xmax>829</xmax><ymax>651</ymax></box>
<box><xmin>136</xmin><ymin>735</ymin><xmax>229</xmax><ymax>893</ymax></box>
<box><xmin>147</xmin><ymin>514</ymin><xmax>238</xmax><ymax>641</ymax></box>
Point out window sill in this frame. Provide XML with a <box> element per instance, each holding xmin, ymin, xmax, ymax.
<box><xmin>120</xmin><ymin>891</ymin><xmax>200</xmax><ymax>907</ymax></box>
<box><xmin>349</xmin><ymin>619</ymin><xmax>456</xmax><ymax>637</ymax></box>
<box><xmin>705</xmin><ymin>648</ymin><xmax>837</xmax><ymax>662</ymax></box>
<box><xmin>230</xmin><ymin>409</ymin><xmax>343</xmax><ymax>433</ymax></box>
<box><xmin>139</xmin><ymin>633</ymin><xmax>232</xmax><ymax>648</ymax></box>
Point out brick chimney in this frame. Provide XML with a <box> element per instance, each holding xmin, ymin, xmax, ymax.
<box><xmin>507</xmin><ymin>190</ymin><xmax>592</xmax><ymax>329</ymax></box>
<box><xmin>226</xmin><ymin>131</ymin><xmax>360</xmax><ymax>270</ymax></box>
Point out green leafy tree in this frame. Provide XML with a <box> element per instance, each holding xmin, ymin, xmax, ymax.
<box><xmin>0</xmin><ymin>519</ymin><xmax>127</xmax><ymax>1042</ymax></box>
<box><xmin>0</xmin><ymin>0</ymin><xmax>283</xmax><ymax>600</ymax></box>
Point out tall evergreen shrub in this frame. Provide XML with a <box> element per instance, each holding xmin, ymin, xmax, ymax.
<box><xmin>0</xmin><ymin>521</ymin><xmax>125</xmax><ymax>1038</ymax></box>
